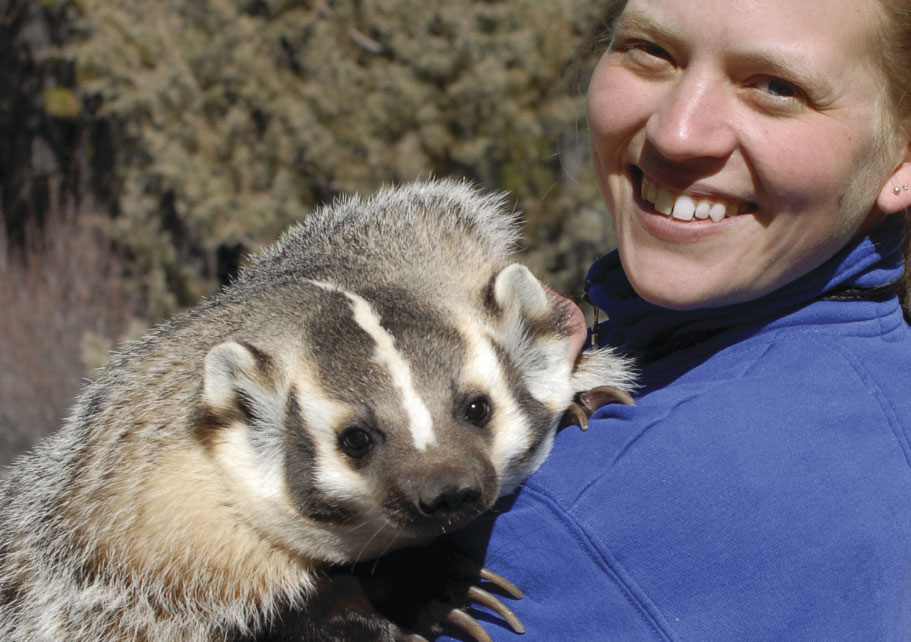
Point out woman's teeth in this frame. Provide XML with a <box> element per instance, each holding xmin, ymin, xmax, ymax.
<box><xmin>640</xmin><ymin>176</ymin><xmax>739</xmax><ymax>222</ymax></box>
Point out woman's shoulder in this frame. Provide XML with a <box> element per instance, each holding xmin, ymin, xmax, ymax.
<box><xmin>527</xmin><ymin>315</ymin><xmax>911</xmax><ymax>511</ymax></box>
<box><xmin>697</xmin><ymin>312</ymin><xmax>911</xmax><ymax>449</ymax></box>
<box><xmin>642</xmin><ymin>303</ymin><xmax>911</xmax><ymax>427</ymax></box>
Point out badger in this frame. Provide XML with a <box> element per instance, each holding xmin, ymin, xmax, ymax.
<box><xmin>0</xmin><ymin>179</ymin><xmax>634</xmax><ymax>642</ymax></box>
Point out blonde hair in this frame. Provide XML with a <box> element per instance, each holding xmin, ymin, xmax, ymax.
<box><xmin>875</xmin><ymin>0</ymin><xmax>911</xmax><ymax>316</ymax></box>
<box><xmin>876</xmin><ymin>0</ymin><xmax>911</xmax><ymax>133</ymax></box>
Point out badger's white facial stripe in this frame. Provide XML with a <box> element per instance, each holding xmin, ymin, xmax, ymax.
<box><xmin>457</xmin><ymin>319</ymin><xmax>530</xmax><ymax>479</ymax></box>
<box><xmin>307</xmin><ymin>279</ymin><xmax>436</xmax><ymax>451</ymax></box>
<box><xmin>212</xmin><ymin>417</ymin><xmax>379</xmax><ymax>562</ymax></box>
<box><xmin>211</xmin><ymin>421</ymin><xmax>302</xmax><ymax>528</ymax></box>
<box><xmin>345</xmin><ymin>293</ymin><xmax>436</xmax><ymax>450</ymax></box>
<box><xmin>294</xmin><ymin>368</ymin><xmax>373</xmax><ymax>502</ymax></box>
<box><xmin>291</xmin><ymin>370</ymin><xmax>376</xmax><ymax>504</ymax></box>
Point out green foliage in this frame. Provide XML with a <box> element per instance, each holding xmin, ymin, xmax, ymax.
<box><xmin>62</xmin><ymin>0</ymin><xmax>613</xmax><ymax>317</ymax></box>
<box><xmin>42</xmin><ymin>87</ymin><xmax>80</xmax><ymax>118</ymax></box>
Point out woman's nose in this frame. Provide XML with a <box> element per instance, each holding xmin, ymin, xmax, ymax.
<box><xmin>644</xmin><ymin>71</ymin><xmax>737</xmax><ymax>161</ymax></box>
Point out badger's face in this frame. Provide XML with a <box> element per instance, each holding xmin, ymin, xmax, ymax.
<box><xmin>198</xmin><ymin>264</ymin><xmax>578</xmax><ymax>563</ymax></box>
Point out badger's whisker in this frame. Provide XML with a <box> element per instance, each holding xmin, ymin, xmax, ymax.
<box><xmin>370</xmin><ymin>530</ymin><xmax>403</xmax><ymax>573</ymax></box>
<box><xmin>353</xmin><ymin>522</ymin><xmax>390</xmax><ymax>565</ymax></box>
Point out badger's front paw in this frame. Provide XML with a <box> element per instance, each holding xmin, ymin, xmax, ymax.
<box><xmin>349</xmin><ymin>542</ymin><xmax>525</xmax><ymax>642</ymax></box>
<box><xmin>418</xmin><ymin>556</ymin><xmax>524</xmax><ymax>642</ymax></box>
<box><xmin>258</xmin><ymin>573</ymin><xmax>429</xmax><ymax>642</ymax></box>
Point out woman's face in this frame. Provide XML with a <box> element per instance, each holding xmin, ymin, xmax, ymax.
<box><xmin>587</xmin><ymin>0</ymin><xmax>911</xmax><ymax>310</ymax></box>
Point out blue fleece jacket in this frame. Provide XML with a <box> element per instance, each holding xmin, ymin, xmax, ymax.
<box><xmin>439</xmin><ymin>218</ymin><xmax>911</xmax><ymax>642</ymax></box>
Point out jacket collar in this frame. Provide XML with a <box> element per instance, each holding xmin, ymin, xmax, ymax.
<box><xmin>585</xmin><ymin>216</ymin><xmax>906</xmax><ymax>362</ymax></box>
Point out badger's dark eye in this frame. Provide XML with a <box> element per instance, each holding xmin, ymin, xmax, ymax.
<box><xmin>462</xmin><ymin>395</ymin><xmax>492</xmax><ymax>427</ymax></box>
<box><xmin>338</xmin><ymin>426</ymin><xmax>374</xmax><ymax>459</ymax></box>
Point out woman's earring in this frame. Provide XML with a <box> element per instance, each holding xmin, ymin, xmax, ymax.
<box><xmin>895</xmin><ymin>186</ymin><xmax>903</xmax><ymax>195</ymax></box>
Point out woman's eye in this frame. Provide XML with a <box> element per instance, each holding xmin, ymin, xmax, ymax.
<box><xmin>338</xmin><ymin>426</ymin><xmax>374</xmax><ymax>459</ymax></box>
<box><xmin>617</xmin><ymin>40</ymin><xmax>674</xmax><ymax>70</ymax></box>
<box><xmin>462</xmin><ymin>395</ymin><xmax>492</xmax><ymax>427</ymax></box>
<box><xmin>754</xmin><ymin>77</ymin><xmax>806</xmax><ymax>103</ymax></box>
<box><xmin>745</xmin><ymin>75</ymin><xmax>813</xmax><ymax>114</ymax></box>
<box><xmin>637</xmin><ymin>42</ymin><xmax>672</xmax><ymax>61</ymax></box>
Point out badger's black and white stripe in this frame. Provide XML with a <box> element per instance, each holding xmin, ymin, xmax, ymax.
<box><xmin>0</xmin><ymin>178</ymin><xmax>634</xmax><ymax>642</ymax></box>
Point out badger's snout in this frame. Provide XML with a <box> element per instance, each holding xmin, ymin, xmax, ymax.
<box><xmin>417</xmin><ymin>478</ymin><xmax>483</xmax><ymax>516</ymax></box>
<box><xmin>389</xmin><ymin>457</ymin><xmax>495</xmax><ymax>534</ymax></box>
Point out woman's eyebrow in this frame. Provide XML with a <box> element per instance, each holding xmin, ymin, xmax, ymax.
<box><xmin>730</xmin><ymin>50</ymin><xmax>834</xmax><ymax>98</ymax></box>
<box><xmin>612</xmin><ymin>11</ymin><xmax>682</xmax><ymax>43</ymax></box>
<box><xmin>613</xmin><ymin>10</ymin><xmax>834</xmax><ymax>99</ymax></box>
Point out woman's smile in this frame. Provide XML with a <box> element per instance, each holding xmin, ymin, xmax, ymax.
<box><xmin>633</xmin><ymin>167</ymin><xmax>756</xmax><ymax>222</ymax></box>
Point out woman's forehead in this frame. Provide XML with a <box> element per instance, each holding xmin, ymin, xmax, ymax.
<box><xmin>617</xmin><ymin>0</ymin><xmax>885</xmax><ymax>66</ymax></box>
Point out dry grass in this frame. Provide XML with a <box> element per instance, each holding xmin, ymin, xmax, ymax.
<box><xmin>0</xmin><ymin>211</ymin><xmax>143</xmax><ymax>471</ymax></box>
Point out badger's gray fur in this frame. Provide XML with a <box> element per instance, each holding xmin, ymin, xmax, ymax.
<box><xmin>0</xmin><ymin>179</ymin><xmax>634</xmax><ymax>641</ymax></box>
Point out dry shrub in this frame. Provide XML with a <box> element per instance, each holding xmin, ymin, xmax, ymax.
<box><xmin>0</xmin><ymin>212</ymin><xmax>142</xmax><ymax>470</ymax></box>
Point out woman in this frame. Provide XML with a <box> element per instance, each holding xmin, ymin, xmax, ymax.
<box><xmin>438</xmin><ymin>0</ymin><xmax>911</xmax><ymax>639</ymax></box>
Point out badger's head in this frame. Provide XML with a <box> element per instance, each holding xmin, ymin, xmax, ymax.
<box><xmin>195</xmin><ymin>263</ymin><xmax>587</xmax><ymax>564</ymax></box>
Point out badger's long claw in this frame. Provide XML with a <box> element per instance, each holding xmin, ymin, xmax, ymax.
<box><xmin>465</xmin><ymin>585</ymin><xmax>525</xmax><ymax>634</ymax></box>
<box><xmin>558</xmin><ymin>401</ymin><xmax>591</xmax><ymax>430</ymax></box>
<box><xmin>436</xmin><ymin>556</ymin><xmax>525</xmax><ymax>637</ymax></box>
<box><xmin>560</xmin><ymin>385</ymin><xmax>636</xmax><ymax>430</ymax></box>
<box><xmin>429</xmin><ymin>601</ymin><xmax>494</xmax><ymax>642</ymax></box>
<box><xmin>448</xmin><ymin>556</ymin><xmax>523</xmax><ymax>599</ymax></box>
<box><xmin>579</xmin><ymin>384</ymin><xmax>636</xmax><ymax>411</ymax></box>
<box><xmin>475</xmin><ymin>565</ymin><xmax>523</xmax><ymax>600</ymax></box>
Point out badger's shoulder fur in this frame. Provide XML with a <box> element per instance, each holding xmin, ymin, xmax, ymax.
<box><xmin>0</xmin><ymin>178</ymin><xmax>633</xmax><ymax>642</ymax></box>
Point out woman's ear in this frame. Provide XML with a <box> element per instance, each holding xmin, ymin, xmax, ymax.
<box><xmin>877</xmin><ymin>141</ymin><xmax>911</xmax><ymax>214</ymax></box>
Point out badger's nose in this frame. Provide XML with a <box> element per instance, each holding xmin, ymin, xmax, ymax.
<box><xmin>418</xmin><ymin>484</ymin><xmax>482</xmax><ymax>515</ymax></box>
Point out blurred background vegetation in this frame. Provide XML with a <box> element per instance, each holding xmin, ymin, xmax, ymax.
<box><xmin>0</xmin><ymin>0</ymin><xmax>614</xmax><ymax>468</ymax></box>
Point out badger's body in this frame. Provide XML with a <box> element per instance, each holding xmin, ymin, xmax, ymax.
<box><xmin>0</xmin><ymin>179</ymin><xmax>633</xmax><ymax>641</ymax></box>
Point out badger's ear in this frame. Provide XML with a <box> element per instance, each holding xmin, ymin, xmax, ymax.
<box><xmin>204</xmin><ymin>341</ymin><xmax>258</xmax><ymax>407</ymax></box>
<box><xmin>491</xmin><ymin>264</ymin><xmax>551</xmax><ymax>320</ymax></box>
<box><xmin>202</xmin><ymin>341</ymin><xmax>279</xmax><ymax>424</ymax></box>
